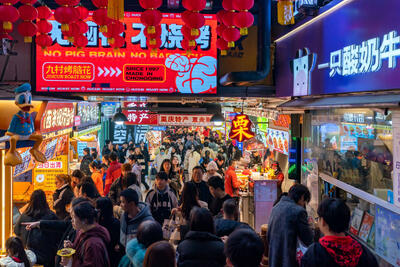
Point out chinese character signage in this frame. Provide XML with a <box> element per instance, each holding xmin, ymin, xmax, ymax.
<box><xmin>75</xmin><ymin>102</ymin><xmax>99</xmax><ymax>130</ymax></box>
<box><xmin>122</xmin><ymin>102</ymin><xmax>158</xmax><ymax>125</ymax></box>
<box><xmin>36</xmin><ymin>12</ymin><xmax>217</xmax><ymax>94</ymax></box>
<box><xmin>158</xmin><ymin>114</ymin><xmax>212</xmax><ymax>126</ymax></box>
<box><xmin>34</xmin><ymin>155</ymin><xmax>68</xmax><ymax>192</ymax></box>
<box><xmin>229</xmin><ymin>114</ymin><xmax>255</xmax><ymax>142</ymax></box>
<box><xmin>276</xmin><ymin>0</ymin><xmax>400</xmax><ymax>97</ymax></box>
<box><xmin>112</xmin><ymin>123</ymin><xmax>128</xmax><ymax>144</ymax></box>
<box><xmin>39</xmin><ymin>102</ymin><xmax>75</xmax><ymax>133</ymax></box>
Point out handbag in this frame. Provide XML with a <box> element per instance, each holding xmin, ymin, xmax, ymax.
<box><xmin>162</xmin><ymin>213</ymin><xmax>182</xmax><ymax>243</ymax></box>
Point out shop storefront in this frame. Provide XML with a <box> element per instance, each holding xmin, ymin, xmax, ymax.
<box><xmin>276</xmin><ymin>0</ymin><xmax>400</xmax><ymax>265</ymax></box>
<box><xmin>70</xmin><ymin>102</ymin><xmax>100</xmax><ymax>168</ymax></box>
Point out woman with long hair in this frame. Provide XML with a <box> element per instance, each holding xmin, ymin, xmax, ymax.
<box><xmin>170</xmin><ymin>156</ymin><xmax>183</xmax><ymax>195</ymax></box>
<box><xmin>179</xmin><ymin>182</ymin><xmax>207</xmax><ymax>221</ymax></box>
<box><xmin>160</xmin><ymin>158</ymin><xmax>173</xmax><ymax>178</ymax></box>
<box><xmin>14</xmin><ymin>190</ymin><xmax>59</xmax><ymax>267</ymax></box>
<box><xmin>143</xmin><ymin>241</ymin><xmax>176</xmax><ymax>267</ymax></box>
<box><xmin>53</xmin><ymin>174</ymin><xmax>74</xmax><ymax>220</ymax></box>
<box><xmin>0</xmin><ymin>236</ymin><xmax>36</xmax><ymax>267</ymax></box>
<box><xmin>96</xmin><ymin>197</ymin><xmax>122</xmax><ymax>267</ymax></box>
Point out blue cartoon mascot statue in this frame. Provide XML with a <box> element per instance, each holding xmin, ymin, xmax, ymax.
<box><xmin>4</xmin><ymin>83</ymin><xmax>47</xmax><ymax>166</ymax></box>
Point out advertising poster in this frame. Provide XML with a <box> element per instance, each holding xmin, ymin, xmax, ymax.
<box><xmin>341</xmin><ymin>123</ymin><xmax>375</xmax><ymax>139</ymax></box>
<box><xmin>36</xmin><ymin>12</ymin><xmax>217</xmax><ymax>94</ymax></box>
<box><xmin>266</xmin><ymin>128</ymin><xmax>289</xmax><ymax>156</ymax></box>
<box><xmin>375</xmin><ymin>205</ymin><xmax>400</xmax><ymax>266</ymax></box>
<box><xmin>33</xmin><ymin>155</ymin><xmax>68</xmax><ymax>193</ymax></box>
<box><xmin>340</xmin><ymin>135</ymin><xmax>358</xmax><ymax>152</ymax></box>
<box><xmin>122</xmin><ymin>102</ymin><xmax>158</xmax><ymax>125</ymax></box>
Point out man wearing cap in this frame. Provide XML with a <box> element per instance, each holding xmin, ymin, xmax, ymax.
<box><xmin>4</xmin><ymin>83</ymin><xmax>46</xmax><ymax>166</ymax></box>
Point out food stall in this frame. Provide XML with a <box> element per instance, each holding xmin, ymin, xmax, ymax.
<box><xmin>70</xmin><ymin>102</ymin><xmax>100</xmax><ymax>169</ymax></box>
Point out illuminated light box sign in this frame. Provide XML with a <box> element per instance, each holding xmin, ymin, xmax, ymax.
<box><xmin>276</xmin><ymin>0</ymin><xmax>400</xmax><ymax>97</ymax></box>
<box><xmin>36</xmin><ymin>12</ymin><xmax>217</xmax><ymax>94</ymax></box>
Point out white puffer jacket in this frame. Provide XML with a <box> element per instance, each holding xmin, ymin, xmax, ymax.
<box><xmin>0</xmin><ymin>250</ymin><xmax>36</xmax><ymax>267</ymax></box>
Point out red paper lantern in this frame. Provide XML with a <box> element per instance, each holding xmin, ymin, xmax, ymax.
<box><xmin>222</xmin><ymin>11</ymin><xmax>235</xmax><ymax>26</ymax></box>
<box><xmin>73</xmin><ymin>34</ymin><xmax>88</xmax><ymax>49</ymax></box>
<box><xmin>223</xmin><ymin>27</ymin><xmax>240</xmax><ymax>47</ymax></box>
<box><xmin>54</xmin><ymin>0</ymin><xmax>70</xmax><ymax>6</ymax></box>
<box><xmin>0</xmin><ymin>5</ymin><xmax>19</xmax><ymax>30</ymax></box>
<box><xmin>140</xmin><ymin>9</ymin><xmax>162</xmax><ymax>27</ymax></box>
<box><xmin>76</xmin><ymin>6</ymin><xmax>88</xmax><ymax>20</ymax></box>
<box><xmin>109</xmin><ymin>35</ymin><xmax>125</xmax><ymax>50</ymax></box>
<box><xmin>37</xmin><ymin>6</ymin><xmax>52</xmax><ymax>19</ymax></box>
<box><xmin>62</xmin><ymin>22</ymin><xmax>79</xmax><ymax>41</ymax></box>
<box><xmin>181</xmin><ymin>38</ymin><xmax>196</xmax><ymax>52</ymax></box>
<box><xmin>92</xmin><ymin>0</ymin><xmax>107</xmax><ymax>8</ymax></box>
<box><xmin>0</xmin><ymin>23</ymin><xmax>13</xmax><ymax>34</ymax></box>
<box><xmin>75</xmin><ymin>20</ymin><xmax>88</xmax><ymax>34</ymax></box>
<box><xmin>234</xmin><ymin>11</ymin><xmax>254</xmax><ymax>35</ymax></box>
<box><xmin>182</xmin><ymin>0</ymin><xmax>206</xmax><ymax>11</ymax></box>
<box><xmin>143</xmin><ymin>24</ymin><xmax>161</xmax><ymax>39</ymax></box>
<box><xmin>0</xmin><ymin>33</ymin><xmax>12</xmax><ymax>40</ymax></box>
<box><xmin>216</xmin><ymin>10</ymin><xmax>227</xmax><ymax>24</ymax></box>
<box><xmin>216</xmin><ymin>38</ymin><xmax>229</xmax><ymax>55</ymax></box>
<box><xmin>222</xmin><ymin>0</ymin><xmax>235</xmax><ymax>11</ymax></box>
<box><xmin>181</xmin><ymin>25</ymin><xmax>199</xmax><ymax>40</ymax></box>
<box><xmin>216</xmin><ymin>24</ymin><xmax>227</xmax><ymax>36</ymax></box>
<box><xmin>139</xmin><ymin>0</ymin><xmax>162</xmax><ymax>9</ymax></box>
<box><xmin>233</xmin><ymin>0</ymin><xmax>254</xmax><ymax>11</ymax></box>
<box><xmin>54</xmin><ymin>6</ymin><xmax>77</xmax><ymax>31</ymax></box>
<box><xmin>36</xmin><ymin>33</ymin><xmax>52</xmax><ymax>49</ymax></box>
<box><xmin>18</xmin><ymin>4</ymin><xmax>37</xmax><ymax>20</ymax></box>
<box><xmin>37</xmin><ymin>20</ymin><xmax>52</xmax><ymax>33</ymax></box>
<box><xmin>17</xmin><ymin>21</ymin><xmax>37</xmax><ymax>42</ymax></box>
<box><xmin>20</xmin><ymin>0</ymin><xmax>36</xmax><ymax>4</ymax></box>
<box><xmin>92</xmin><ymin>8</ymin><xmax>111</xmax><ymax>32</ymax></box>
<box><xmin>107</xmin><ymin>20</ymin><xmax>124</xmax><ymax>35</ymax></box>
<box><xmin>182</xmin><ymin>11</ymin><xmax>205</xmax><ymax>35</ymax></box>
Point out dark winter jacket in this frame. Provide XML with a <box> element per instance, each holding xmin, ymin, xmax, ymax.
<box><xmin>100</xmin><ymin>218</ymin><xmax>122</xmax><ymax>267</ymax></box>
<box><xmin>145</xmin><ymin>185</ymin><xmax>178</xmax><ymax>225</ymax></box>
<box><xmin>177</xmin><ymin>231</ymin><xmax>226</xmax><ymax>267</ymax></box>
<box><xmin>214</xmin><ymin>218</ymin><xmax>251</xmax><ymax>237</ymax></box>
<box><xmin>301</xmin><ymin>236</ymin><xmax>378</xmax><ymax>267</ymax></box>
<box><xmin>72</xmin><ymin>224</ymin><xmax>111</xmax><ymax>267</ymax></box>
<box><xmin>14</xmin><ymin>211</ymin><xmax>61</xmax><ymax>267</ymax></box>
<box><xmin>267</xmin><ymin>196</ymin><xmax>314</xmax><ymax>267</ymax></box>
<box><xmin>53</xmin><ymin>184</ymin><xmax>74</xmax><ymax>220</ymax></box>
<box><xmin>192</xmin><ymin>180</ymin><xmax>213</xmax><ymax>205</ymax></box>
<box><xmin>80</xmin><ymin>154</ymin><xmax>93</xmax><ymax>176</ymax></box>
<box><xmin>39</xmin><ymin>219</ymin><xmax>76</xmax><ymax>267</ymax></box>
<box><xmin>120</xmin><ymin>202</ymin><xmax>154</xmax><ymax>247</ymax></box>
<box><xmin>109</xmin><ymin>177</ymin><xmax>127</xmax><ymax>206</ymax></box>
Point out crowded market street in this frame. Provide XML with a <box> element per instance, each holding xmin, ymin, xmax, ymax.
<box><xmin>0</xmin><ymin>0</ymin><xmax>399</xmax><ymax>266</ymax></box>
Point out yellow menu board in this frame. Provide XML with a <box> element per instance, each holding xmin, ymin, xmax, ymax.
<box><xmin>33</xmin><ymin>155</ymin><xmax>68</xmax><ymax>192</ymax></box>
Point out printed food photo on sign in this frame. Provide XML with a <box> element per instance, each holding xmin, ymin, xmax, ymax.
<box><xmin>36</xmin><ymin>12</ymin><xmax>217</xmax><ymax>94</ymax></box>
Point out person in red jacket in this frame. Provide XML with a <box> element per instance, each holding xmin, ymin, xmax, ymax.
<box><xmin>272</xmin><ymin>161</ymin><xmax>284</xmax><ymax>196</ymax></box>
<box><xmin>104</xmin><ymin>152</ymin><xmax>121</xmax><ymax>196</ymax></box>
<box><xmin>225</xmin><ymin>160</ymin><xmax>240</xmax><ymax>197</ymax></box>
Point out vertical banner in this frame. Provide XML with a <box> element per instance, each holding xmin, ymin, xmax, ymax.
<box><xmin>392</xmin><ymin>111</ymin><xmax>400</xmax><ymax>207</ymax></box>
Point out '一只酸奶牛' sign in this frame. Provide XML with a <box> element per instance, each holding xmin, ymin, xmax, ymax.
<box><xmin>276</xmin><ymin>0</ymin><xmax>400</xmax><ymax>97</ymax></box>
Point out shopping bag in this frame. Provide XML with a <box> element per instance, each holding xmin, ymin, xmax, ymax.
<box><xmin>162</xmin><ymin>214</ymin><xmax>180</xmax><ymax>240</ymax></box>
<box><xmin>296</xmin><ymin>238</ymin><xmax>308</xmax><ymax>265</ymax></box>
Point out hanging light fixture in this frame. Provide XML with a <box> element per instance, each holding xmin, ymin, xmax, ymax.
<box><xmin>210</xmin><ymin>113</ymin><xmax>225</xmax><ymax>126</ymax></box>
<box><xmin>112</xmin><ymin>107</ymin><xmax>127</xmax><ymax>125</ymax></box>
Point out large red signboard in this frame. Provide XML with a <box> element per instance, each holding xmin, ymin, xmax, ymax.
<box><xmin>36</xmin><ymin>12</ymin><xmax>217</xmax><ymax>94</ymax></box>
<box><xmin>122</xmin><ymin>102</ymin><xmax>158</xmax><ymax>125</ymax></box>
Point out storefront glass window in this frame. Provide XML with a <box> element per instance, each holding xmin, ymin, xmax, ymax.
<box><xmin>304</xmin><ymin>108</ymin><xmax>393</xmax><ymax>202</ymax></box>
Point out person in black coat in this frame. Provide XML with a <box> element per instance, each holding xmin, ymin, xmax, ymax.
<box><xmin>23</xmin><ymin>197</ymin><xmax>91</xmax><ymax>267</ymax></box>
<box><xmin>14</xmin><ymin>190</ymin><xmax>61</xmax><ymax>267</ymax></box>
<box><xmin>215</xmin><ymin>199</ymin><xmax>250</xmax><ymax>237</ymax></box>
<box><xmin>191</xmin><ymin>166</ymin><xmax>212</xmax><ymax>205</ymax></box>
<box><xmin>80</xmin><ymin>147</ymin><xmax>93</xmax><ymax>176</ymax></box>
<box><xmin>177</xmin><ymin>207</ymin><xmax>225</xmax><ymax>267</ymax></box>
<box><xmin>96</xmin><ymin>197</ymin><xmax>123</xmax><ymax>267</ymax></box>
<box><xmin>267</xmin><ymin>184</ymin><xmax>314</xmax><ymax>267</ymax></box>
<box><xmin>53</xmin><ymin>174</ymin><xmax>74</xmax><ymax>220</ymax></box>
<box><xmin>301</xmin><ymin>198</ymin><xmax>378</xmax><ymax>267</ymax></box>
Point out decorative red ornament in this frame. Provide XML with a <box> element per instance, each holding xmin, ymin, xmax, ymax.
<box><xmin>109</xmin><ymin>35</ymin><xmax>125</xmax><ymax>50</ymax></box>
<box><xmin>140</xmin><ymin>9</ymin><xmax>162</xmax><ymax>33</ymax></box>
<box><xmin>37</xmin><ymin>20</ymin><xmax>52</xmax><ymax>33</ymax></box>
<box><xmin>18</xmin><ymin>4</ymin><xmax>37</xmax><ymax>21</ymax></box>
<box><xmin>106</xmin><ymin>20</ymin><xmax>124</xmax><ymax>44</ymax></box>
<box><xmin>0</xmin><ymin>5</ymin><xmax>19</xmax><ymax>30</ymax></box>
<box><xmin>76</xmin><ymin>6</ymin><xmax>88</xmax><ymax>20</ymax></box>
<box><xmin>139</xmin><ymin>0</ymin><xmax>162</xmax><ymax>9</ymax></box>
<box><xmin>216</xmin><ymin>38</ymin><xmax>229</xmax><ymax>55</ymax></box>
<box><xmin>92</xmin><ymin>0</ymin><xmax>107</xmax><ymax>8</ymax></box>
<box><xmin>36</xmin><ymin>33</ymin><xmax>52</xmax><ymax>49</ymax></box>
<box><xmin>222</xmin><ymin>11</ymin><xmax>235</xmax><ymax>26</ymax></box>
<box><xmin>233</xmin><ymin>0</ymin><xmax>254</xmax><ymax>11</ymax></box>
<box><xmin>234</xmin><ymin>11</ymin><xmax>254</xmax><ymax>35</ymax></box>
<box><xmin>216</xmin><ymin>10</ymin><xmax>227</xmax><ymax>24</ymax></box>
<box><xmin>0</xmin><ymin>33</ymin><xmax>12</xmax><ymax>40</ymax></box>
<box><xmin>182</xmin><ymin>0</ymin><xmax>206</xmax><ymax>11</ymax></box>
<box><xmin>143</xmin><ymin>24</ymin><xmax>161</xmax><ymax>39</ymax></box>
<box><xmin>54</xmin><ymin>0</ymin><xmax>70</xmax><ymax>5</ymax></box>
<box><xmin>75</xmin><ymin>20</ymin><xmax>88</xmax><ymax>34</ymax></box>
<box><xmin>216</xmin><ymin>24</ymin><xmax>227</xmax><ymax>36</ymax></box>
<box><xmin>20</xmin><ymin>0</ymin><xmax>36</xmax><ymax>4</ymax></box>
<box><xmin>181</xmin><ymin>25</ymin><xmax>199</xmax><ymax>41</ymax></box>
<box><xmin>182</xmin><ymin>11</ymin><xmax>205</xmax><ymax>35</ymax></box>
<box><xmin>17</xmin><ymin>21</ymin><xmax>37</xmax><ymax>42</ymax></box>
<box><xmin>62</xmin><ymin>22</ymin><xmax>79</xmax><ymax>41</ymax></box>
<box><xmin>181</xmin><ymin>38</ymin><xmax>196</xmax><ymax>52</ymax></box>
<box><xmin>223</xmin><ymin>27</ymin><xmax>240</xmax><ymax>47</ymax></box>
<box><xmin>0</xmin><ymin>23</ymin><xmax>13</xmax><ymax>34</ymax></box>
<box><xmin>54</xmin><ymin>6</ymin><xmax>77</xmax><ymax>31</ymax></box>
<box><xmin>37</xmin><ymin>6</ymin><xmax>52</xmax><ymax>20</ymax></box>
<box><xmin>147</xmin><ymin>37</ymin><xmax>160</xmax><ymax>52</ymax></box>
<box><xmin>92</xmin><ymin>8</ymin><xmax>111</xmax><ymax>32</ymax></box>
<box><xmin>73</xmin><ymin>34</ymin><xmax>88</xmax><ymax>49</ymax></box>
<box><xmin>222</xmin><ymin>0</ymin><xmax>235</xmax><ymax>11</ymax></box>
